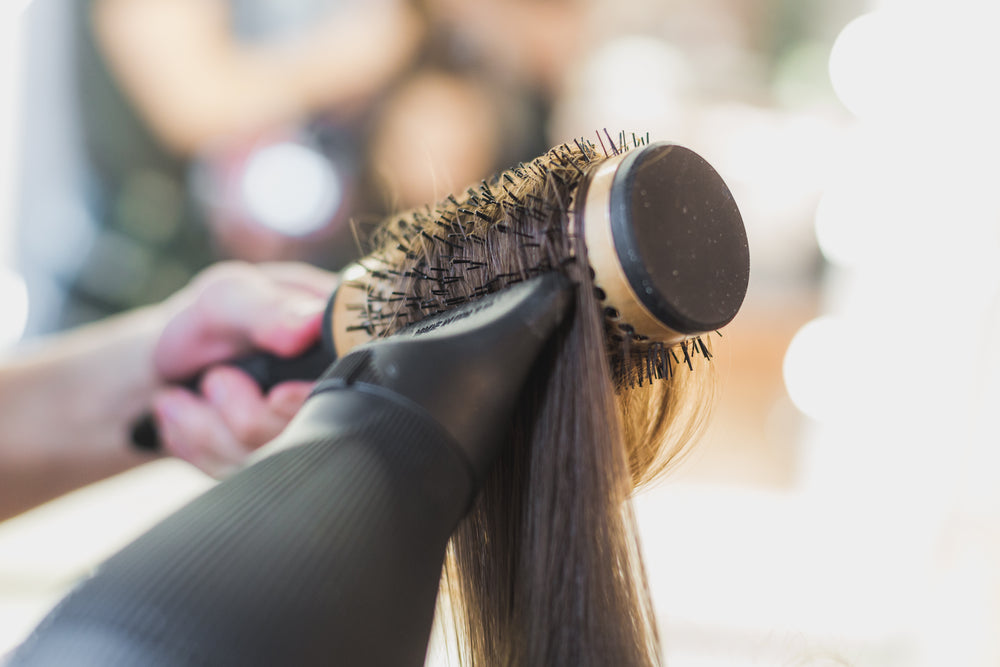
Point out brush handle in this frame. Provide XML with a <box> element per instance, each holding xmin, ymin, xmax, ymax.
<box><xmin>130</xmin><ymin>342</ymin><xmax>335</xmax><ymax>452</ymax></box>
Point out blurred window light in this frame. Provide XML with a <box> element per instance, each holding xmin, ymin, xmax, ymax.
<box><xmin>812</xmin><ymin>165</ymin><xmax>912</xmax><ymax>272</ymax></box>
<box><xmin>0</xmin><ymin>266</ymin><xmax>29</xmax><ymax>347</ymax></box>
<box><xmin>813</xmin><ymin>188</ymin><xmax>862</xmax><ymax>269</ymax></box>
<box><xmin>828</xmin><ymin>11</ymin><xmax>902</xmax><ymax>120</ymax></box>
<box><xmin>1</xmin><ymin>5</ymin><xmax>22</xmax><ymax>274</ymax></box>
<box><xmin>814</xmin><ymin>120</ymin><xmax>1000</xmax><ymax>274</ymax></box>
<box><xmin>829</xmin><ymin>6</ymin><xmax>1000</xmax><ymax>124</ymax></box>
<box><xmin>240</xmin><ymin>141</ymin><xmax>342</xmax><ymax>237</ymax></box>
<box><xmin>4</xmin><ymin>0</ymin><xmax>34</xmax><ymax>18</ymax></box>
<box><xmin>566</xmin><ymin>35</ymin><xmax>692</xmax><ymax>137</ymax></box>
<box><xmin>782</xmin><ymin>316</ymin><xmax>854</xmax><ymax>422</ymax></box>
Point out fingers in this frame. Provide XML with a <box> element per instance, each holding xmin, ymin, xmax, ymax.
<box><xmin>155</xmin><ymin>261</ymin><xmax>335</xmax><ymax>380</ymax></box>
<box><xmin>153</xmin><ymin>388</ymin><xmax>248</xmax><ymax>478</ymax></box>
<box><xmin>200</xmin><ymin>366</ymin><xmax>291</xmax><ymax>446</ymax></box>
<box><xmin>242</xmin><ymin>263</ymin><xmax>340</xmax><ymax>356</ymax></box>
<box><xmin>152</xmin><ymin>366</ymin><xmax>312</xmax><ymax>478</ymax></box>
<box><xmin>192</xmin><ymin>262</ymin><xmax>329</xmax><ymax>357</ymax></box>
<box><xmin>244</xmin><ymin>294</ymin><xmax>326</xmax><ymax>359</ymax></box>
<box><xmin>149</xmin><ymin>261</ymin><xmax>335</xmax><ymax>476</ymax></box>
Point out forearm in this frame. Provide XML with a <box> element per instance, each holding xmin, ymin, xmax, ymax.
<box><xmin>93</xmin><ymin>0</ymin><xmax>421</xmax><ymax>155</ymax></box>
<box><xmin>0</xmin><ymin>307</ymin><xmax>165</xmax><ymax>520</ymax></box>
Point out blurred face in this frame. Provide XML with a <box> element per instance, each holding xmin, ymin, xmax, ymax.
<box><xmin>370</xmin><ymin>72</ymin><xmax>498</xmax><ymax>209</ymax></box>
<box><xmin>425</xmin><ymin>0</ymin><xmax>587</xmax><ymax>90</ymax></box>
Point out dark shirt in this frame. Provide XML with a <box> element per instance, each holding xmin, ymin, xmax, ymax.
<box><xmin>63</xmin><ymin>0</ymin><xmax>215</xmax><ymax>329</ymax></box>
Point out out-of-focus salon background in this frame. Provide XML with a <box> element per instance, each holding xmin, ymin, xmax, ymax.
<box><xmin>2</xmin><ymin>0</ymin><xmax>999</xmax><ymax>663</ymax></box>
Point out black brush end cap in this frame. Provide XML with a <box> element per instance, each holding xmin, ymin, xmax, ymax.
<box><xmin>610</xmin><ymin>143</ymin><xmax>750</xmax><ymax>333</ymax></box>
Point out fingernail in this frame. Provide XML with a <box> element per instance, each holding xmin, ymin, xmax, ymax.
<box><xmin>284</xmin><ymin>296</ymin><xmax>326</xmax><ymax>322</ymax></box>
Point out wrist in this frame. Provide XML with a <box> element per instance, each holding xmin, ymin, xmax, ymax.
<box><xmin>61</xmin><ymin>305</ymin><xmax>168</xmax><ymax>455</ymax></box>
<box><xmin>0</xmin><ymin>305</ymin><xmax>169</xmax><ymax>519</ymax></box>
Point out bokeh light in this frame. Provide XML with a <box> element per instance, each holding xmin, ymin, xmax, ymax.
<box><xmin>830</xmin><ymin>5</ymin><xmax>1000</xmax><ymax>125</ymax></box>
<box><xmin>782</xmin><ymin>316</ymin><xmax>853</xmax><ymax>423</ymax></box>
<box><xmin>0</xmin><ymin>266</ymin><xmax>29</xmax><ymax>348</ymax></box>
<box><xmin>240</xmin><ymin>140</ymin><xmax>343</xmax><ymax>237</ymax></box>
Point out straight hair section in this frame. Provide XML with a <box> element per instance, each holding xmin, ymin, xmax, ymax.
<box><xmin>362</xmin><ymin>143</ymin><xmax>714</xmax><ymax>665</ymax></box>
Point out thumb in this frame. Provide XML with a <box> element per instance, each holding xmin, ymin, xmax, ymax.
<box><xmin>245</xmin><ymin>293</ymin><xmax>327</xmax><ymax>359</ymax></box>
<box><xmin>155</xmin><ymin>264</ymin><xmax>329</xmax><ymax>380</ymax></box>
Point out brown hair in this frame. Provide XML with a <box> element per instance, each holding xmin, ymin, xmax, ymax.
<box><xmin>355</xmin><ymin>140</ymin><xmax>714</xmax><ymax>665</ymax></box>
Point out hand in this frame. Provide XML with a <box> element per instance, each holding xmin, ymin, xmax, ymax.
<box><xmin>150</xmin><ymin>261</ymin><xmax>338</xmax><ymax>476</ymax></box>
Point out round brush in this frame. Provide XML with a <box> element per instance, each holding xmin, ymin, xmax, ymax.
<box><xmin>329</xmin><ymin>138</ymin><xmax>748</xmax><ymax>358</ymax></box>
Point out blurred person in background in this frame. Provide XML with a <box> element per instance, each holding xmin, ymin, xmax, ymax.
<box><xmin>366</xmin><ymin>0</ymin><xmax>585</xmax><ymax>212</ymax></box>
<box><xmin>17</xmin><ymin>0</ymin><xmax>584</xmax><ymax>336</ymax></box>
<box><xmin>19</xmin><ymin>0</ymin><xmax>421</xmax><ymax>332</ymax></box>
<box><xmin>0</xmin><ymin>260</ymin><xmax>338</xmax><ymax>523</ymax></box>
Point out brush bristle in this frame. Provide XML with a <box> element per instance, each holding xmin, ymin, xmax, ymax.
<box><xmin>345</xmin><ymin>133</ymin><xmax>712</xmax><ymax>386</ymax></box>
